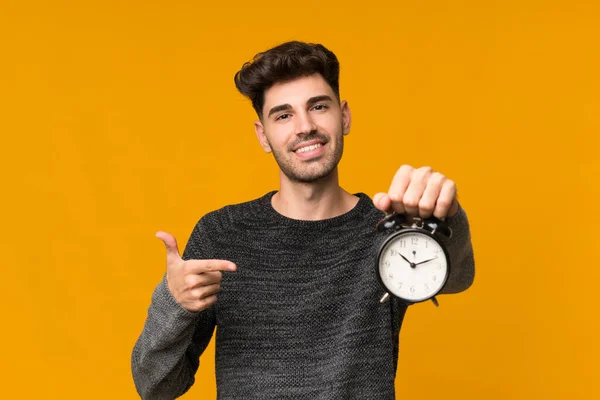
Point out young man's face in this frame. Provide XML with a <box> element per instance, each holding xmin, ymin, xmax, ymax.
<box><xmin>254</xmin><ymin>74</ymin><xmax>351</xmax><ymax>183</ymax></box>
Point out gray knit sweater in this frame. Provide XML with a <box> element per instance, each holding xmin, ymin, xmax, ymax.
<box><xmin>131</xmin><ymin>191</ymin><xmax>475</xmax><ymax>399</ymax></box>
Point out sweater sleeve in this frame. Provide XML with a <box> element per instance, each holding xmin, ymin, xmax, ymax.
<box><xmin>438</xmin><ymin>203</ymin><xmax>476</xmax><ymax>294</ymax></box>
<box><xmin>131</xmin><ymin>219</ymin><xmax>217</xmax><ymax>399</ymax></box>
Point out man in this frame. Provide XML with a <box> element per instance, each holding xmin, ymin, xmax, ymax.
<box><xmin>131</xmin><ymin>41</ymin><xmax>475</xmax><ymax>399</ymax></box>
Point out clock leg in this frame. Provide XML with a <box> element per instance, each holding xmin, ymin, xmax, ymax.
<box><xmin>380</xmin><ymin>292</ymin><xmax>391</xmax><ymax>303</ymax></box>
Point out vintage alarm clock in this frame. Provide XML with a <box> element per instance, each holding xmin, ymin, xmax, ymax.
<box><xmin>376</xmin><ymin>213</ymin><xmax>453</xmax><ymax>306</ymax></box>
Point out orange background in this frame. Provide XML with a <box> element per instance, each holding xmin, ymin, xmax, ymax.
<box><xmin>1</xmin><ymin>1</ymin><xmax>598</xmax><ymax>398</ymax></box>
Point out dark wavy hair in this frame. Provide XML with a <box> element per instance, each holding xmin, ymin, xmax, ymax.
<box><xmin>234</xmin><ymin>41</ymin><xmax>341</xmax><ymax>120</ymax></box>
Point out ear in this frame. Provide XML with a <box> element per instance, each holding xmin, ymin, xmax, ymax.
<box><xmin>340</xmin><ymin>100</ymin><xmax>352</xmax><ymax>135</ymax></box>
<box><xmin>254</xmin><ymin>120</ymin><xmax>272</xmax><ymax>153</ymax></box>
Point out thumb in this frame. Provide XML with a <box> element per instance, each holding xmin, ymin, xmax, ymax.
<box><xmin>373</xmin><ymin>192</ymin><xmax>392</xmax><ymax>213</ymax></box>
<box><xmin>155</xmin><ymin>231</ymin><xmax>183</xmax><ymax>264</ymax></box>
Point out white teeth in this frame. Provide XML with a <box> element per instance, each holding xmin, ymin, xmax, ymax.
<box><xmin>296</xmin><ymin>143</ymin><xmax>322</xmax><ymax>153</ymax></box>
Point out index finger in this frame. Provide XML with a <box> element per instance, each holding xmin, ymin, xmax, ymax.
<box><xmin>388</xmin><ymin>165</ymin><xmax>413</xmax><ymax>213</ymax></box>
<box><xmin>183</xmin><ymin>259</ymin><xmax>237</xmax><ymax>274</ymax></box>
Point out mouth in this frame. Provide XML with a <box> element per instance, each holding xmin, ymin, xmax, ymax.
<box><xmin>292</xmin><ymin>138</ymin><xmax>327</xmax><ymax>152</ymax></box>
<box><xmin>293</xmin><ymin>140</ymin><xmax>327</xmax><ymax>160</ymax></box>
<box><xmin>295</xmin><ymin>143</ymin><xmax>323</xmax><ymax>153</ymax></box>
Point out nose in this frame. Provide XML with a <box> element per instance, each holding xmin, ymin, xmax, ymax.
<box><xmin>295</xmin><ymin>111</ymin><xmax>317</xmax><ymax>136</ymax></box>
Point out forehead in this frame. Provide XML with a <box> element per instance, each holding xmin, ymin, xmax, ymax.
<box><xmin>263</xmin><ymin>74</ymin><xmax>335</xmax><ymax>111</ymax></box>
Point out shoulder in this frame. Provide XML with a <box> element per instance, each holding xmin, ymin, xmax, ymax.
<box><xmin>193</xmin><ymin>191</ymin><xmax>275</xmax><ymax>233</ymax></box>
<box><xmin>182</xmin><ymin>192</ymin><xmax>274</xmax><ymax>259</ymax></box>
<box><xmin>354</xmin><ymin>192</ymin><xmax>386</xmax><ymax>224</ymax></box>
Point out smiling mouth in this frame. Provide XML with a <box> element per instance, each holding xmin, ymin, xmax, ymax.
<box><xmin>295</xmin><ymin>143</ymin><xmax>323</xmax><ymax>153</ymax></box>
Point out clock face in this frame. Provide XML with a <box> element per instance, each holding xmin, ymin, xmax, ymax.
<box><xmin>378</xmin><ymin>230</ymin><xmax>449</xmax><ymax>302</ymax></box>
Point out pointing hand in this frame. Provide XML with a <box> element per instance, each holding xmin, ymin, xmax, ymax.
<box><xmin>156</xmin><ymin>231</ymin><xmax>237</xmax><ymax>313</ymax></box>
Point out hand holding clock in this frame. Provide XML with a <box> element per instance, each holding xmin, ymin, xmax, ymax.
<box><xmin>373</xmin><ymin>165</ymin><xmax>459</xmax><ymax>219</ymax></box>
<box><xmin>374</xmin><ymin>166</ymin><xmax>456</xmax><ymax>305</ymax></box>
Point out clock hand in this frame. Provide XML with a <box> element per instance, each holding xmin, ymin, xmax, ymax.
<box><xmin>413</xmin><ymin>256</ymin><xmax>438</xmax><ymax>266</ymax></box>
<box><xmin>399</xmin><ymin>253</ymin><xmax>416</xmax><ymax>268</ymax></box>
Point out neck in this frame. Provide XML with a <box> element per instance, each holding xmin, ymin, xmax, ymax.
<box><xmin>272</xmin><ymin>168</ymin><xmax>359</xmax><ymax>220</ymax></box>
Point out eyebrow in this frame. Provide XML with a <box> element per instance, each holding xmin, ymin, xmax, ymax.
<box><xmin>267</xmin><ymin>95</ymin><xmax>334</xmax><ymax>118</ymax></box>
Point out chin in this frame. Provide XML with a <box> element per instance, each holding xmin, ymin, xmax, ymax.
<box><xmin>273</xmin><ymin>146</ymin><xmax>343</xmax><ymax>184</ymax></box>
<box><xmin>283</xmin><ymin>164</ymin><xmax>338</xmax><ymax>183</ymax></box>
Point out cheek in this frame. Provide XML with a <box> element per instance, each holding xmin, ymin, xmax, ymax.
<box><xmin>265</xmin><ymin>128</ymin><xmax>291</xmax><ymax>151</ymax></box>
<box><xmin>321</xmin><ymin>113</ymin><xmax>343</xmax><ymax>133</ymax></box>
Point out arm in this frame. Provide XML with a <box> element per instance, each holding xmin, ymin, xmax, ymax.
<box><xmin>439</xmin><ymin>203</ymin><xmax>475</xmax><ymax>294</ymax></box>
<box><xmin>131</xmin><ymin>218</ymin><xmax>225</xmax><ymax>399</ymax></box>
<box><xmin>131</xmin><ymin>276</ymin><xmax>216</xmax><ymax>399</ymax></box>
<box><xmin>373</xmin><ymin>164</ymin><xmax>475</xmax><ymax>295</ymax></box>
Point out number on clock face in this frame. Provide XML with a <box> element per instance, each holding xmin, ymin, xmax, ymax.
<box><xmin>378</xmin><ymin>231</ymin><xmax>448</xmax><ymax>302</ymax></box>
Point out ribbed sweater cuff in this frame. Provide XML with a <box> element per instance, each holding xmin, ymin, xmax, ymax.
<box><xmin>148</xmin><ymin>275</ymin><xmax>200</xmax><ymax>342</ymax></box>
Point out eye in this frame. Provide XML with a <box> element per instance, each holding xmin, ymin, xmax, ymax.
<box><xmin>275</xmin><ymin>113</ymin><xmax>291</xmax><ymax>121</ymax></box>
<box><xmin>312</xmin><ymin>104</ymin><xmax>328</xmax><ymax>111</ymax></box>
